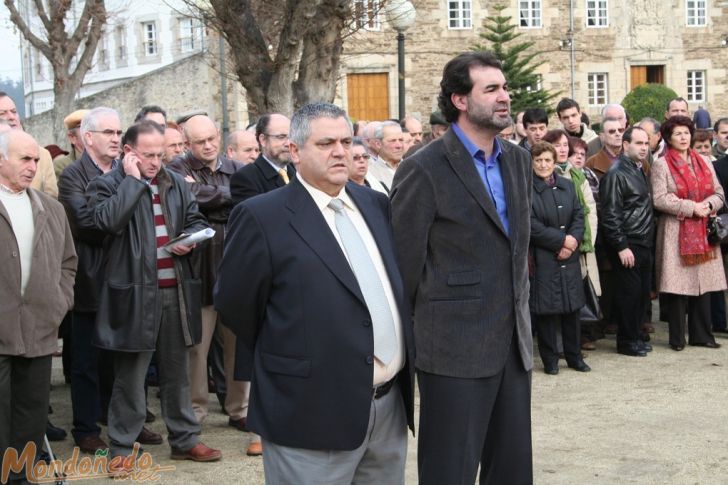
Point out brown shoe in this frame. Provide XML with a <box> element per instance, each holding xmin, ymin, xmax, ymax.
<box><xmin>643</xmin><ymin>323</ymin><xmax>655</xmax><ymax>334</ymax></box>
<box><xmin>581</xmin><ymin>341</ymin><xmax>597</xmax><ymax>351</ymax></box>
<box><xmin>171</xmin><ymin>442</ymin><xmax>222</xmax><ymax>462</ymax></box>
<box><xmin>246</xmin><ymin>441</ymin><xmax>263</xmax><ymax>456</ymax></box>
<box><xmin>137</xmin><ymin>426</ymin><xmax>163</xmax><ymax>445</ymax></box>
<box><xmin>228</xmin><ymin>417</ymin><xmax>248</xmax><ymax>432</ymax></box>
<box><xmin>76</xmin><ymin>435</ymin><xmax>108</xmax><ymax>454</ymax></box>
<box><xmin>604</xmin><ymin>323</ymin><xmax>618</xmax><ymax>334</ymax></box>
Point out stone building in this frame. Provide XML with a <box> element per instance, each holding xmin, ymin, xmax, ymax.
<box><xmin>337</xmin><ymin>0</ymin><xmax>728</xmax><ymax>126</ymax></box>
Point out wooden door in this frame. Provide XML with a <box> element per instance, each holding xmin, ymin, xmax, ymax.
<box><xmin>631</xmin><ymin>66</ymin><xmax>647</xmax><ymax>90</ymax></box>
<box><xmin>347</xmin><ymin>73</ymin><xmax>389</xmax><ymax>121</ymax></box>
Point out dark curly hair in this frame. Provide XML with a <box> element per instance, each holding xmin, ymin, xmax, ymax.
<box><xmin>438</xmin><ymin>51</ymin><xmax>503</xmax><ymax>124</ymax></box>
<box><xmin>660</xmin><ymin>115</ymin><xmax>694</xmax><ymax>147</ymax></box>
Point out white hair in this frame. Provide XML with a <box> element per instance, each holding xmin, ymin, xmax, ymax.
<box><xmin>79</xmin><ymin>107</ymin><xmax>120</xmax><ymax>138</ymax></box>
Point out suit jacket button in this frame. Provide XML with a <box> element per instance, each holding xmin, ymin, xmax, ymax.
<box><xmin>363</xmin><ymin>320</ymin><xmax>371</xmax><ymax>327</ymax></box>
<box><xmin>11</xmin><ymin>251</ymin><xmax>17</xmax><ymax>257</ymax></box>
<box><xmin>366</xmin><ymin>356</ymin><xmax>373</xmax><ymax>365</ymax></box>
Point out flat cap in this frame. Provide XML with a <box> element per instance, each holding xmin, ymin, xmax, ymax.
<box><xmin>175</xmin><ymin>110</ymin><xmax>208</xmax><ymax>125</ymax></box>
<box><xmin>64</xmin><ymin>109</ymin><xmax>90</xmax><ymax>130</ymax></box>
<box><xmin>429</xmin><ymin>111</ymin><xmax>449</xmax><ymax>127</ymax></box>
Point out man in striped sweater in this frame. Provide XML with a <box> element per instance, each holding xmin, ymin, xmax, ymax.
<box><xmin>87</xmin><ymin>120</ymin><xmax>220</xmax><ymax>471</ymax></box>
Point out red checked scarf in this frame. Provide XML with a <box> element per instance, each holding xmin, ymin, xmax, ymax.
<box><xmin>664</xmin><ymin>147</ymin><xmax>715</xmax><ymax>265</ymax></box>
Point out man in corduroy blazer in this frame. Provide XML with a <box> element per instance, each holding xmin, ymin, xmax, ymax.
<box><xmin>391</xmin><ymin>51</ymin><xmax>534</xmax><ymax>485</ymax></box>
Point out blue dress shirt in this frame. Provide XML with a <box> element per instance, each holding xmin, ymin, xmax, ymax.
<box><xmin>451</xmin><ymin>123</ymin><xmax>509</xmax><ymax>236</ymax></box>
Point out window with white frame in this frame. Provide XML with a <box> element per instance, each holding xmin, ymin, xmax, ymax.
<box><xmin>179</xmin><ymin>18</ymin><xmax>202</xmax><ymax>53</ymax></box>
<box><xmin>448</xmin><ymin>0</ymin><xmax>472</xmax><ymax>29</ymax></box>
<box><xmin>142</xmin><ymin>21</ymin><xmax>158</xmax><ymax>56</ymax></box>
<box><xmin>97</xmin><ymin>33</ymin><xmax>109</xmax><ymax>69</ymax></box>
<box><xmin>115</xmin><ymin>26</ymin><xmax>127</xmax><ymax>61</ymax></box>
<box><xmin>519</xmin><ymin>0</ymin><xmax>541</xmax><ymax>28</ymax></box>
<box><xmin>587</xmin><ymin>72</ymin><xmax>608</xmax><ymax>106</ymax></box>
<box><xmin>686</xmin><ymin>0</ymin><xmax>706</xmax><ymax>26</ymax></box>
<box><xmin>687</xmin><ymin>70</ymin><xmax>705</xmax><ymax>102</ymax></box>
<box><xmin>353</xmin><ymin>0</ymin><xmax>381</xmax><ymax>31</ymax></box>
<box><xmin>586</xmin><ymin>0</ymin><xmax>608</xmax><ymax>27</ymax></box>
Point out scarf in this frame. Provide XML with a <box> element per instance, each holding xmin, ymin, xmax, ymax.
<box><xmin>569</xmin><ymin>167</ymin><xmax>594</xmax><ymax>253</ymax></box>
<box><xmin>556</xmin><ymin>162</ymin><xmax>594</xmax><ymax>253</ymax></box>
<box><xmin>664</xmin><ymin>147</ymin><xmax>715</xmax><ymax>265</ymax></box>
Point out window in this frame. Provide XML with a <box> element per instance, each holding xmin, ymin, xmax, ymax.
<box><xmin>586</xmin><ymin>0</ymin><xmax>608</xmax><ymax>27</ymax></box>
<box><xmin>353</xmin><ymin>0</ymin><xmax>381</xmax><ymax>30</ymax></box>
<box><xmin>448</xmin><ymin>0</ymin><xmax>471</xmax><ymax>29</ymax></box>
<box><xmin>97</xmin><ymin>33</ymin><xmax>109</xmax><ymax>70</ymax></box>
<box><xmin>687</xmin><ymin>70</ymin><xmax>705</xmax><ymax>102</ymax></box>
<box><xmin>686</xmin><ymin>0</ymin><xmax>706</xmax><ymax>26</ymax></box>
<box><xmin>587</xmin><ymin>72</ymin><xmax>608</xmax><ymax>106</ymax></box>
<box><xmin>179</xmin><ymin>18</ymin><xmax>201</xmax><ymax>53</ymax></box>
<box><xmin>142</xmin><ymin>21</ymin><xmax>157</xmax><ymax>56</ymax></box>
<box><xmin>519</xmin><ymin>0</ymin><xmax>541</xmax><ymax>28</ymax></box>
<box><xmin>115</xmin><ymin>26</ymin><xmax>127</xmax><ymax>61</ymax></box>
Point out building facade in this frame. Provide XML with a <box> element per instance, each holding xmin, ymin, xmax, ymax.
<box><xmin>336</xmin><ymin>0</ymin><xmax>728</xmax><ymax>126</ymax></box>
<box><xmin>20</xmin><ymin>0</ymin><xmax>205</xmax><ymax>116</ymax></box>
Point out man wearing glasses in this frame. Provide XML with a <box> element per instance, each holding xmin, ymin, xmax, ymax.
<box><xmin>230</xmin><ymin>113</ymin><xmax>295</xmax><ymax>205</ymax></box>
<box><xmin>587</xmin><ymin>117</ymin><xmax>629</xmax><ymax>179</ymax></box>
<box><xmin>58</xmin><ymin>107</ymin><xmax>133</xmax><ymax>455</ymax></box>
<box><xmin>86</xmin><ymin>120</ymin><xmax>221</xmax><ymax>469</ymax></box>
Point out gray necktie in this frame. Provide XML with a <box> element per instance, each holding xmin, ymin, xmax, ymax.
<box><xmin>328</xmin><ymin>198</ymin><xmax>396</xmax><ymax>364</ymax></box>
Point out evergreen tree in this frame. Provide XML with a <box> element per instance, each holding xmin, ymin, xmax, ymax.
<box><xmin>472</xmin><ymin>5</ymin><xmax>558</xmax><ymax>113</ymax></box>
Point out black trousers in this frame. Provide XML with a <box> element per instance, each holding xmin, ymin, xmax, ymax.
<box><xmin>534</xmin><ymin>311</ymin><xmax>580</xmax><ymax>367</ymax></box>
<box><xmin>417</xmin><ymin>334</ymin><xmax>532</xmax><ymax>485</ymax></box>
<box><xmin>664</xmin><ymin>292</ymin><xmax>715</xmax><ymax>347</ymax></box>
<box><xmin>609</xmin><ymin>245</ymin><xmax>652</xmax><ymax>346</ymax></box>
<box><xmin>0</xmin><ymin>355</ymin><xmax>52</xmax><ymax>483</ymax></box>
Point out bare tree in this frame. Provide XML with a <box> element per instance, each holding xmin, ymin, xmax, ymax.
<box><xmin>192</xmin><ymin>0</ymin><xmax>354</xmax><ymax>118</ymax></box>
<box><xmin>4</xmin><ymin>0</ymin><xmax>107</xmax><ymax>143</ymax></box>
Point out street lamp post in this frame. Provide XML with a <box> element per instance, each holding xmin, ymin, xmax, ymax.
<box><xmin>385</xmin><ymin>0</ymin><xmax>416</xmax><ymax>120</ymax></box>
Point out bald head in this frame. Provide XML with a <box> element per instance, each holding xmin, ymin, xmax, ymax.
<box><xmin>184</xmin><ymin>115</ymin><xmax>220</xmax><ymax>165</ymax></box>
<box><xmin>0</xmin><ymin>130</ymin><xmax>39</xmax><ymax>192</ymax></box>
<box><xmin>227</xmin><ymin>130</ymin><xmax>259</xmax><ymax>164</ymax></box>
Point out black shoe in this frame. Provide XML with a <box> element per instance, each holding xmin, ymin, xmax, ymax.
<box><xmin>46</xmin><ymin>420</ymin><xmax>67</xmax><ymax>441</ymax></box>
<box><xmin>146</xmin><ymin>409</ymin><xmax>156</xmax><ymax>423</ymax></box>
<box><xmin>690</xmin><ymin>341</ymin><xmax>721</xmax><ymax>349</ymax></box>
<box><xmin>568</xmin><ymin>361</ymin><xmax>592</xmax><ymax>372</ymax></box>
<box><xmin>713</xmin><ymin>328</ymin><xmax>728</xmax><ymax>334</ymax></box>
<box><xmin>543</xmin><ymin>365</ymin><xmax>559</xmax><ymax>375</ymax></box>
<box><xmin>638</xmin><ymin>341</ymin><xmax>653</xmax><ymax>352</ymax></box>
<box><xmin>617</xmin><ymin>344</ymin><xmax>647</xmax><ymax>357</ymax></box>
<box><xmin>670</xmin><ymin>344</ymin><xmax>685</xmax><ymax>351</ymax></box>
<box><xmin>641</xmin><ymin>332</ymin><xmax>651</xmax><ymax>342</ymax></box>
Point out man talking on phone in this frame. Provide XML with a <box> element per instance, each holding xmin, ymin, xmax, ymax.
<box><xmin>86</xmin><ymin>120</ymin><xmax>221</xmax><ymax>471</ymax></box>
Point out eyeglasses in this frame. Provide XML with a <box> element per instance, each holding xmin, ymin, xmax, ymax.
<box><xmin>264</xmin><ymin>133</ymin><xmax>288</xmax><ymax>141</ymax></box>
<box><xmin>352</xmin><ymin>154</ymin><xmax>371</xmax><ymax>161</ymax></box>
<box><xmin>89</xmin><ymin>129</ymin><xmax>123</xmax><ymax>137</ymax></box>
<box><xmin>607</xmin><ymin>128</ymin><xmax>626</xmax><ymax>135</ymax></box>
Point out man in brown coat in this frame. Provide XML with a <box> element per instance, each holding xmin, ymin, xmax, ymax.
<box><xmin>0</xmin><ymin>130</ymin><xmax>77</xmax><ymax>483</ymax></box>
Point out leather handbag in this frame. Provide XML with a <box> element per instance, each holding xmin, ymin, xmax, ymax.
<box><xmin>707</xmin><ymin>213</ymin><xmax>728</xmax><ymax>246</ymax></box>
<box><xmin>579</xmin><ymin>275</ymin><xmax>602</xmax><ymax>323</ymax></box>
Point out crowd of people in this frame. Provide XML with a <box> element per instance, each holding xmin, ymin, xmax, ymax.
<box><xmin>1</xmin><ymin>48</ymin><xmax>728</xmax><ymax>484</ymax></box>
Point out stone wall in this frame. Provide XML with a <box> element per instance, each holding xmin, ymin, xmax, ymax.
<box><xmin>337</xmin><ymin>0</ymin><xmax>728</xmax><ymax>128</ymax></box>
<box><xmin>22</xmin><ymin>50</ymin><xmax>250</xmax><ymax>147</ymax></box>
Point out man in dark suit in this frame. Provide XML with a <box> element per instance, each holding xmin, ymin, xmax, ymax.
<box><xmin>215</xmin><ymin>102</ymin><xmax>414</xmax><ymax>484</ymax></box>
<box><xmin>229</xmin><ymin>113</ymin><xmax>295</xmax><ymax>205</ymax></box>
<box><xmin>390</xmin><ymin>51</ymin><xmax>533</xmax><ymax>484</ymax></box>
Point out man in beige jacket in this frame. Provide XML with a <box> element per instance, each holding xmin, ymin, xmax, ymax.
<box><xmin>0</xmin><ymin>129</ymin><xmax>77</xmax><ymax>483</ymax></box>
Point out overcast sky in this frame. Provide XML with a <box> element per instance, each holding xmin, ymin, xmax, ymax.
<box><xmin>1</xmin><ymin>8</ymin><xmax>24</xmax><ymax>82</ymax></box>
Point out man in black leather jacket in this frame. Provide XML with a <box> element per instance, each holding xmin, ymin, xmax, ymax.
<box><xmin>599</xmin><ymin>126</ymin><xmax>655</xmax><ymax>357</ymax></box>
<box><xmin>86</xmin><ymin>120</ymin><xmax>221</xmax><ymax>467</ymax></box>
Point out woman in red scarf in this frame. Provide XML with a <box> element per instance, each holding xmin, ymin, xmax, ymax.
<box><xmin>652</xmin><ymin>116</ymin><xmax>726</xmax><ymax>350</ymax></box>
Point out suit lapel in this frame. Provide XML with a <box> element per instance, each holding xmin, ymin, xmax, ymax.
<box><xmin>255</xmin><ymin>156</ymin><xmax>286</xmax><ymax>189</ymax></box>
<box><xmin>443</xmin><ymin>130</ymin><xmax>507</xmax><ymax>237</ymax></box>
<box><xmin>347</xmin><ymin>185</ymin><xmax>405</xmax><ymax>304</ymax></box>
<box><xmin>28</xmin><ymin>189</ymin><xmax>48</xmax><ymax>251</ymax></box>
<box><xmin>286</xmin><ymin>179</ymin><xmax>366</xmax><ymax>305</ymax></box>
<box><xmin>499</xmin><ymin>142</ymin><xmax>521</xmax><ymax>250</ymax></box>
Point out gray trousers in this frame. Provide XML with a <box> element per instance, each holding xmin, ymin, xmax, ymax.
<box><xmin>108</xmin><ymin>287</ymin><xmax>200</xmax><ymax>457</ymax></box>
<box><xmin>0</xmin><ymin>354</ymin><xmax>52</xmax><ymax>483</ymax></box>
<box><xmin>262</xmin><ymin>383</ymin><xmax>407</xmax><ymax>485</ymax></box>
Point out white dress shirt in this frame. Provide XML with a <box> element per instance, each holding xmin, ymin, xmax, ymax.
<box><xmin>297</xmin><ymin>173</ymin><xmax>404</xmax><ymax>386</ymax></box>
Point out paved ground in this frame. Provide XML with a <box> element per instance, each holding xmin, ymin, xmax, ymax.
<box><xmin>41</xmin><ymin>320</ymin><xmax>728</xmax><ymax>484</ymax></box>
